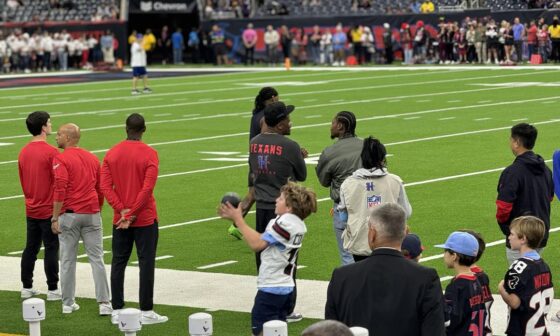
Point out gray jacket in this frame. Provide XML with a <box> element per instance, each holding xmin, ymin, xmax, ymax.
<box><xmin>315</xmin><ymin>135</ymin><xmax>362</xmax><ymax>203</ymax></box>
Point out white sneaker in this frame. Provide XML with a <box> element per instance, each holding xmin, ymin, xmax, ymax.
<box><xmin>21</xmin><ymin>288</ymin><xmax>40</xmax><ymax>299</ymax></box>
<box><xmin>47</xmin><ymin>289</ymin><xmax>61</xmax><ymax>301</ymax></box>
<box><xmin>141</xmin><ymin>310</ymin><xmax>168</xmax><ymax>324</ymax></box>
<box><xmin>99</xmin><ymin>302</ymin><xmax>113</xmax><ymax>316</ymax></box>
<box><xmin>62</xmin><ymin>303</ymin><xmax>80</xmax><ymax>314</ymax></box>
<box><xmin>111</xmin><ymin>309</ymin><xmax>121</xmax><ymax>325</ymax></box>
<box><xmin>286</xmin><ymin>312</ymin><xmax>303</xmax><ymax>323</ymax></box>
<box><xmin>131</xmin><ymin>90</ymin><xmax>140</xmax><ymax>96</ymax></box>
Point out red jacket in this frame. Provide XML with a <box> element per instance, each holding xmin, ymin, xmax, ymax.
<box><xmin>53</xmin><ymin>147</ymin><xmax>103</xmax><ymax>214</ymax></box>
<box><xmin>100</xmin><ymin>140</ymin><xmax>158</xmax><ymax>227</ymax></box>
<box><xmin>18</xmin><ymin>141</ymin><xmax>59</xmax><ymax>219</ymax></box>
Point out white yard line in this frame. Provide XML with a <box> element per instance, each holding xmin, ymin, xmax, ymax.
<box><xmin>438</xmin><ymin>117</ymin><xmax>456</xmax><ymax>120</ymax></box>
<box><xmin>0</xmin><ymin>70</ymin><xmax>553</xmax><ymax>118</ymax></box>
<box><xmin>132</xmin><ymin>255</ymin><xmax>173</xmax><ymax>264</ymax></box>
<box><xmin>197</xmin><ymin>260</ymin><xmax>238</xmax><ymax>270</ymax></box>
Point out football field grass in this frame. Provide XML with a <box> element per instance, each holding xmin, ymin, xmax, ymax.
<box><xmin>1</xmin><ymin>67</ymin><xmax>560</xmax><ymax>335</ymax></box>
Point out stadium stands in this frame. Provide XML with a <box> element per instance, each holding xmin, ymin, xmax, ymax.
<box><xmin>254</xmin><ymin>0</ymin><xmax>541</xmax><ymax>17</ymax></box>
<box><xmin>1</xmin><ymin>0</ymin><xmax>120</xmax><ymax>23</ymax></box>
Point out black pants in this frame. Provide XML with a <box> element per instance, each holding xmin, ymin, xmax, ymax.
<box><xmin>21</xmin><ymin>217</ymin><xmax>59</xmax><ymax>290</ymax></box>
<box><xmin>111</xmin><ymin>222</ymin><xmax>158</xmax><ymax>311</ymax></box>
<box><xmin>245</xmin><ymin>46</ymin><xmax>255</xmax><ymax>65</ymax></box>
<box><xmin>255</xmin><ymin>207</ymin><xmax>298</xmax><ymax>314</ymax></box>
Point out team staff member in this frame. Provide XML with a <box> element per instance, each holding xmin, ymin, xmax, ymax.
<box><xmin>101</xmin><ymin>113</ymin><xmax>168</xmax><ymax>325</ymax></box>
<box><xmin>250</xmin><ymin>101</ymin><xmax>307</xmax><ymax>322</ymax></box>
<box><xmin>131</xmin><ymin>34</ymin><xmax>152</xmax><ymax>96</ymax></box>
<box><xmin>51</xmin><ymin>123</ymin><xmax>111</xmax><ymax>315</ymax></box>
<box><xmin>316</xmin><ymin>111</ymin><xmax>362</xmax><ymax>265</ymax></box>
<box><xmin>19</xmin><ymin>111</ymin><xmax>60</xmax><ymax>301</ymax></box>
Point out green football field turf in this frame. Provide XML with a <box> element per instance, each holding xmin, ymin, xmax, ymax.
<box><xmin>1</xmin><ymin>67</ymin><xmax>560</xmax><ymax>335</ymax></box>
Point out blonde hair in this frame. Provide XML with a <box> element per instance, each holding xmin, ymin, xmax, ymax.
<box><xmin>510</xmin><ymin>216</ymin><xmax>545</xmax><ymax>249</ymax></box>
<box><xmin>281</xmin><ymin>181</ymin><xmax>317</xmax><ymax>220</ymax></box>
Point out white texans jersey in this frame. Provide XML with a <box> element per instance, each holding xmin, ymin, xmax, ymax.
<box><xmin>257</xmin><ymin>213</ymin><xmax>307</xmax><ymax>289</ymax></box>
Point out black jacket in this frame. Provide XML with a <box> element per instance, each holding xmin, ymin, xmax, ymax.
<box><xmin>325</xmin><ymin>248</ymin><xmax>446</xmax><ymax>336</ymax></box>
<box><xmin>496</xmin><ymin>151</ymin><xmax>553</xmax><ymax>247</ymax></box>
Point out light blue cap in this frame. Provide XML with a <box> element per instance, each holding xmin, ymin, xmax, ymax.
<box><xmin>435</xmin><ymin>231</ymin><xmax>479</xmax><ymax>257</ymax></box>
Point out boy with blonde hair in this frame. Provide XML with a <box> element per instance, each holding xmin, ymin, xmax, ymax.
<box><xmin>219</xmin><ymin>181</ymin><xmax>317</xmax><ymax>336</ymax></box>
<box><xmin>498</xmin><ymin>216</ymin><xmax>553</xmax><ymax>335</ymax></box>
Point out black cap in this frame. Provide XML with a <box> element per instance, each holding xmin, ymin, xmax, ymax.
<box><xmin>264</xmin><ymin>101</ymin><xmax>295</xmax><ymax>127</ymax></box>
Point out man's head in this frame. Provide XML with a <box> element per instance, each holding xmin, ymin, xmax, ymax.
<box><xmin>26</xmin><ymin>111</ymin><xmax>51</xmax><ymax>136</ymax></box>
<box><xmin>330</xmin><ymin>111</ymin><xmax>356</xmax><ymax>139</ymax></box>
<box><xmin>264</xmin><ymin>101</ymin><xmax>294</xmax><ymax>135</ymax></box>
<box><xmin>367</xmin><ymin>203</ymin><xmax>407</xmax><ymax>250</ymax></box>
<box><xmin>301</xmin><ymin>320</ymin><xmax>353</xmax><ymax>336</ymax></box>
<box><xmin>55</xmin><ymin>123</ymin><xmax>80</xmax><ymax>149</ymax></box>
<box><xmin>247</xmin><ymin>23</ymin><xmax>253</xmax><ymax>29</ymax></box>
<box><xmin>510</xmin><ymin>123</ymin><xmax>537</xmax><ymax>155</ymax></box>
<box><xmin>254</xmin><ymin>87</ymin><xmax>278</xmax><ymax>113</ymax></box>
<box><xmin>126</xmin><ymin>113</ymin><xmax>146</xmax><ymax>139</ymax></box>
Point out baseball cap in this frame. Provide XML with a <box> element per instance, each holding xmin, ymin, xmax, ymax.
<box><xmin>264</xmin><ymin>101</ymin><xmax>295</xmax><ymax>127</ymax></box>
<box><xmin>401</xmin><ymin>234</ymin><xmax>424</xmax><ymax>259</ymax></box>
<box><xmin>435</xmin><ymin>231</ymin><xmax>479</xmax><ymax>257</ymax></box>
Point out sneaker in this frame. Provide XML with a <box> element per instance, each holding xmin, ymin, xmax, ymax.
<box><xmin>142</xmin><ymin>88</ymin><xmax>153</xmax><ymax>94</ymax></box>
<box><xmin>47</xmin><ymin>289</ymin><xmax>61</xmax><ymax>301</ymax></box>
<box><xmin>131</xmin><ymin>90</ymin><xmax>140</xmax><ymax>96</ymax></box>
<box><xmin>99</xmin><ymin>302</ymin><xmax>113</xmax><ymax>316</ymax></box>
<box><xmin>286</xmin><ymin>312</ymin><xmax>303</xmax><ymax>323</ymax></box>
<box><xmin>141</xmin><ymin>310</ymin><xmax>168</xmax><ymax>325</ymax></box>
<box><xmin>21</xmin><ymin>288</ymin><xmax>40</xmax><ymax>299</ymax></box>
<box><xmin>62</xmin><ymin>303</ymin><xmax>80</xmax><ymax>314</ymax></box>
<box><xmin>228</xmin><ymin>224</ymin><xmax>243</xmax><ymax>240</ymax></box>
<box><xmin>111</xmin><ymin>309</ymin><xmax>121</xmax><ymax>325</ymax></box>
<box><xmin>551</xmin><ymin>310</ymin><xmax>560</xmax><ymax>323</ymax></box>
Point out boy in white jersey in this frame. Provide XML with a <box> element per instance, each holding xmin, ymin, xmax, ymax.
<box><xmin>219</xmin><ymin>181</ymin><xmax>317</xmax><ymax>336</ymax></box>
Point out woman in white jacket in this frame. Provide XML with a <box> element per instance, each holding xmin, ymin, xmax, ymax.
<box><xmin>339</xmin><ymin>136</ymin><xmax>412</xmax><ymax>262</ymax></box>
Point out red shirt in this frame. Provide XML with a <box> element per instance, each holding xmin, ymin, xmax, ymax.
<box><xmin>100</xmin><ymin>140</ymin><xmax>158</xmax><ymax>227</ymax></box>
<box><xmin>18</xmin><ymin>141</ymin><xmax>59</xmax><ymax>219</ymax></box>
<box><xmin>527</xmin><ymin>25</ymin><xmax>538</xmax><ymax>44</ymax></box>
<box><xmin>53</xmin><ymin>147</ymin><xmax>103</xmax><ymax>214</ymax></box>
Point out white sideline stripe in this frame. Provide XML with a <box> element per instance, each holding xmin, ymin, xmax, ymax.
<box><xmin>197</xmin><ymin>260</ymin><xmax>238</xmax><ymax>270</ymax></box>
<box><xmin>438</xmin><ymin>117</ymin><xmax>456</xmax><ymax>120</ymax></box>
<box><xmin>475</xmin><ymin>117</ymin><xmax>492</xmax><ymax>121</ymax></box>
<box><xmin>0</xmin><ymin>142</ymin><xmax>13</xmax><ymax>147</ymax></box>
<box><xmin>132</xmin><ymin>255</ymin><xmax>173</xmax><ymax>264</ymax></box>
<box><xmin>304</xmin><ymin>115</ymin><xmax>322</xmax><ymax>119</ymax></box>
<box><xmin>0</xmin><ymin>195</ymin><xmax>23</xmax><ymax>201</ymax></box>
<box><xmin>297</xmin><ymin>265</ymin><xmax>307</xmax><ymax>269</ymax></box>
<box><xmin>77</xmin><ymin>250</ymin><xmax>111</xmax><ymax>259</ymax></box>
<box><xmin>0</xmin><ymin>70</ymin><xmax>552</xmax><ymax>118</ymax></box>
<box><xmin>440</xmin><ymin>276</ymin><xmax>454</xmax><ymax>282</ymax></box>
<box><xmin>0</xmin><ymin>69</ymin><xmax>466</xmax><ymax>101</ymax></box>
<box><xmin>420</xmin><ymin>227</ymin><xmax>560</xmax><ymax>264</ymax></box>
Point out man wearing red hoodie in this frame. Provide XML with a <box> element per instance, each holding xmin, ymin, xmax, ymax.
<box><xmin>100</xmin><ymin>113</ymin><xmax>168</xmax><ymax>325</ymax></box>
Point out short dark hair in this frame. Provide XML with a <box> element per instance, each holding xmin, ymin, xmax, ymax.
<box><xmin>335</xmin><ymin>111</ymin><xmax>357</xmax><ymax>136</ymax></box>
<box><xmin>126</xmin><ymin>113</ymin><xmax>146</xmax><ymax>134</ymax></box>
<box><xmin>26</xmin><ymin>111</ymin><xmax>50</xmax><ymax>136</ymax></box>
<box><xmin>361</xmin><ymin>136</ymin><xmax>386</xmax><ymax>170</ymax></box>
<box><xmin>446</xmin><ymin>249</ymin><xmax>477</xmax><ymax>267</ymax></box>
<box><xmin>511</xmin><ymin>123</ymin><xmax>537</xmax><ymax>150</ymax></box>
<box><xmin>458</xmin><ymin>229</ymin><xmax>486</xmax><ymax>262</ymax></box>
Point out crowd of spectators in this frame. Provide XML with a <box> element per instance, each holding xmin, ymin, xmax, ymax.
<box><xmin>1</xmin><ymin>0</ymin><xmax>120</xmax><ymax>23</ymax></box>
<box><xmin>0</xmin><ymin>29</ymin><xmax>119</xmax><ymax>73</ymax></box>
<box><xmin>204</xmin><ymin>0</ymin><xmax>251</xmax><ymax>19</ymax></box>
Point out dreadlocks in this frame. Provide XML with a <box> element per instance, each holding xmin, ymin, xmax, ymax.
<box><xmin>253</xmin><ymin>87</ymin><xmax>278</xmax><ymax>114</ymax></box>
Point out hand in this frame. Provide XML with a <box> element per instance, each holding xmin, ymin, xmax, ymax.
<box><xmin>116</xmin><ymin>219</ymin><xmax>131</xmax><ymax>230</ymax></box>
<box><xmin>51</xmin><ymin>220</ymin><xmax>61</xmax><ymax>234</ymax></box>
<box><xmin>218</xmin><ymin>202</ymin><xmax>243</xmax><ymax>222</ymax></box>
<box><xmin>300</xmin><ymin>147</ymin><xmax>309</xmax><ymax>158</ymax></box>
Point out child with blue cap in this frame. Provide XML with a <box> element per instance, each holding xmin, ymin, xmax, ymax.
<box><xmin>436</xmin><ymin>231</ymin><xmax>487</xmax><ymax>336</ymax></box>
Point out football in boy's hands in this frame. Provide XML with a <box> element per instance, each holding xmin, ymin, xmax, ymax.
<box><xmin>221</xmin><ymin>192</ymin><xmax>241</xmax><ymax>208</ymax></box>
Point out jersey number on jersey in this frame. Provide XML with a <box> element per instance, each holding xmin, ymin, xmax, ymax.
<box><xmin>526</xmin><ymin>287</ymin><xmax>554</xmax><ymax>335</ymax></box>
<box><xmin>469</xmin><ymin>309</ymin><xmax>486</xmax><ymax>336</ymax></box>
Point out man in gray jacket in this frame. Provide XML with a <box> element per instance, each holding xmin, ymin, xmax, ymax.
<box><xmin>315</xmin><ymin>111</ymin><xmax>362</xmax><ymax>265</ymax></box>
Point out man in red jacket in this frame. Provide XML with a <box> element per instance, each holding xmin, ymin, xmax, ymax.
<box><xmin>51</xmin><ymin>123</ymin><xmax>111</xmax><ymax>315</ymax></box>
<box><xmin>18</xmin><ymin>111</ymin><xmax>60</xmax><ymax>301</ymax></box>
<box><xmin>100</xmin><ymin>113</ymin><xmax>168</xmax><ymax>325</ymax></box>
